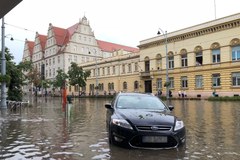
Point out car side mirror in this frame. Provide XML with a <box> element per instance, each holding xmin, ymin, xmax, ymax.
<box><xmin>105</xmin><ymin>103</ymin><xmax>113</xmax><ymax>109</ymax></box>
<box><xmin>168</xmin><ymin>105</ymin><xmax>174</xmax><ymax>111</ymax></box>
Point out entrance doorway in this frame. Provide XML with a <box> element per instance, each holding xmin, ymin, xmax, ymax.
<box><xmin>144</xmin><ymin>80</ymin><xmax>152</xmax><ymax>93</ymax></box>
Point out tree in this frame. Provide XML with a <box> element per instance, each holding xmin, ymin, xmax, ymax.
<box><xmin>0</xmin><ymin>48</ymin><xmax>26</xmax><ymax>101</ymax></box>
<box><xmin>27</xmin><ymin>67</ymin><xmax>41</xmax><ymax>95</ymax></box>
<box><xmin>52</xmin><ymin>69</ymin><xmax>68</xmax><ymax>90</ymax></box>
<box><xmin>67</xmin><ymin>62</ymin><xmax>91</xmax><ymax>89</ymax></box>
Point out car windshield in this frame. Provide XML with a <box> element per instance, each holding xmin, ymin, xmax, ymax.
<box><xmin>116</xmin><ymin>95</ymin><xmax>167</xmax><ymax>110</ymax></box>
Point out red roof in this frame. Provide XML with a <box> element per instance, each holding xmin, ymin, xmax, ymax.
<box><xmin>52</xmin><ymin>26</ymin><xmax>70</xmax><ymax>46</ymax></box>
<box><xmin>97</xmin><ymin>40</ymin><xmax>139</xmax><ymax>53</ymax></box>
<box><xmin>67</xmin><ymin>23</ymin><xmax>78</xmax><ymax>36</ymax></box>
<box><xmin>49</xmin><ymin>19</ymin><xmax>139</xmax><ymax>53</ymax></box>
<box><xmin>38</xmin><ymin>34</ymin><xmax>47</xmax><ymax>50</ymax></box>
<box><xmin>27</xmin><ymin>40</ymin><xmax>34</xmax><ymax>56</ymax></box>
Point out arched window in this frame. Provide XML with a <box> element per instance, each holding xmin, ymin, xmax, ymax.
<box><xmin>180</xmin><ymin>49</ymin><xmax>188</xmax><ymax>67</ymax></box>
<box><xmin>123</xmin><ymin>82</ymin><xmax>127</xmax><ymax>90</ymax></box>
<box><xmin>230</xmin><ymin>38</ymin><xmax>240</xmax><ymax>61</ymax></box>
<box><xmin>144</xmin><ymin>56</ymin><xmax>150</xmax><ymax>72</ymax></box>
<box><xmin>211</xmin><ymin>42</ymin><xmax>221</xmax><ymax>63</ymax></box>
<box><xmin>194</xmin><ymin>46</ymin><xmax>203</xmax><ymax>65</ymax></box>
<box><xmin>134</xmin><ymin>81</ymin><xmax>139</xmax><ymax>90</ymax></box>
<box><xmin>111</xmin><ymin>83</ymin><xmax>114</xmax><ymax>90</ymax></box>
<box><xmin>168</xmin><ymin>52</ymin><xmax>174</xmax><ymax>69</ymax></box>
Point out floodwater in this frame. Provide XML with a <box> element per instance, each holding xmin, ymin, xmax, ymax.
<box><xmin>0</xmin><ymin>97</ymin><xmax>240</xmax><ymax>160</ymax></box>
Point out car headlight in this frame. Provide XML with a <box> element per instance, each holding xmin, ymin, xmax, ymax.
<box><xmin>174</xmin><ymin>120</ymin><xmax>184</xmax><ymax>131</ymax></box>
<box><xmin>112</xmin><ymin>118</ymin><xmax>133</xmax><ymax>130</ymax></box>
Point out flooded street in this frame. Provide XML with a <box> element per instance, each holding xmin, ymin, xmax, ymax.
<box><xmin>0</xmin><ymin>97</ymin><xmax>240</xmax><ymax>160</ymax></box>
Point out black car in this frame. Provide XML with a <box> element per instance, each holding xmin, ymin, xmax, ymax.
<box><xmin>105</xmin><ymin>92</ymin><xmax>186</xmax><ymax>149</ymax></box>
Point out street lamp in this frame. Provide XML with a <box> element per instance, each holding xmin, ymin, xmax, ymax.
<box><xmin>1</xmin><ymin>17</ymin><xmax>7</xmax><ymax>109</ymax></box>
<box><xmin>1</xmin><ymin>17</ymin><xmax>14</xmax><ymax>109</ymax></box>
<box><xmin>157</xmin><ymin>28</ymin><xmax>169</xmax><ymax>100</ymax></box>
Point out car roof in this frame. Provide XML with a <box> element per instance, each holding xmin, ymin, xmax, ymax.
<box><xmin>117</xmin><ymin>92</ymin><xmax>155</xmax><ymax>97</ymax></box>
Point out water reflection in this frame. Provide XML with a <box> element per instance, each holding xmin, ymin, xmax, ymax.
<box><xmin>0</xmin><ymin>97</ymin><xmax>240</xmax><ymax>159</ymax></box>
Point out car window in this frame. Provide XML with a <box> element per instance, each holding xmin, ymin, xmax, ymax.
<box><xmin>117</xmin><ymin>95</ymin><xmax>166</xmax><ymax>110</ymax></box>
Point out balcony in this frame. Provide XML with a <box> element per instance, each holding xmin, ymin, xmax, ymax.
<box><xmin>140</xmin><ymin>71</ymin><xmax>153</xmax><ymax>79</ymax></box>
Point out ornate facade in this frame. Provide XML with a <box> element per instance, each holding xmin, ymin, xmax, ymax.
<box><xmin>138</xmin><ymin>13</ymin><xmax>240</xmax><ymax>97</ymax></box>
<box><xmin>22</xmin><ymin>16</ymin><xmax>138</xmax><ymax>94</ymax></box>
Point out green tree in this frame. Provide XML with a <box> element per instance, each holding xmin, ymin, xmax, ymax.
<box><xmin>0</xmin><ymin>48</ymin><xmax>26</xmax><ymax>101</ymax></box>
<box><xmin>68</xmin><ymin>62</ymin><xmax>91</xmax><ymax>89</ymax></box>
<box><xmin>52</xmin><ymin>69</ymin><xmax>68</xmax><ymax>90</ymax></box>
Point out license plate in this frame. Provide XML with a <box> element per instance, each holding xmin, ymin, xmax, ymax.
<box><xmin>142</xmin><ymin>136</ymin><xmax>168</xmax><ymax>143</ymax></box>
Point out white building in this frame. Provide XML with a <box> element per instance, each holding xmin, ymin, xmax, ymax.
<box><xmin>22</xmin><ymin>16</ymin><xmax>138</xmax><ymax>94</ymax></box>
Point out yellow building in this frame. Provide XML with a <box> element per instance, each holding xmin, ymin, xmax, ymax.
<box><xmin>81</xmin><ymin>50</ymin><xmax>140</xmax><ymax>95</ymax></box>
<box><xmin>138</xmin><ymin>13</ymin><xmax>240</xmax><ymax>98</ymax></box>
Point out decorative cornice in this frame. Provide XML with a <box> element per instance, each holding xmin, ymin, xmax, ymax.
<box><xmin>139</xmin><ymin>13</ymin><xmax>240</xmax><ymax>49</ymax></box>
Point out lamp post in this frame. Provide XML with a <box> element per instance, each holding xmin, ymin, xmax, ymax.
<box><xmin>1</xmin><ymin>17</ymin><xmax>7</xmax><ymax>109</ymax></box>
<box><xmin>157</xmin><ymin>28</ymin><xmax>169</xmax><ymax>100</ymax></box>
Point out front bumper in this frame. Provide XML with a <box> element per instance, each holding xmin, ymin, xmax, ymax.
<box><xmin>110</xmin><ymin>125</ymin><xmax>186</xmax><ymax>149</ymax></box>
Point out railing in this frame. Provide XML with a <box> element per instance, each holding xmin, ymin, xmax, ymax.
<box><xmin>6</xmin><ymin>100</ymin><xmax>29</xmax><ymax>110</ymax></box>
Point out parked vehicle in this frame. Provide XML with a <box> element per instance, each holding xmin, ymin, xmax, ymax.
<box><xmin>105</xmin><ymin>92</ymin><xmax>186</xmax><ymax>149</ymax></box>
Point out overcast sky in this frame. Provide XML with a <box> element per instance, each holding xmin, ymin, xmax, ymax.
<box><xmin>2</xmin><ymin>0</ymin><xmax>240</xmax><ymax>64</ymax></box>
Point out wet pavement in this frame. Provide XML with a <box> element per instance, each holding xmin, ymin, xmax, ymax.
<box><xmin>0</xmin><ymin>97</ymin><xmax>240</xmax><ymax>160</ymax></box>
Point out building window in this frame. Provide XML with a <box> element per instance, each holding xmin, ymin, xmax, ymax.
<box><xmin>53</xmin><ymin>68</ymin><xmax>55</xmax><ymax>77</ymax></box>
<box><xmin>123</xmin><ymin>82</ymin><xmax>127</xmax><ymax>90</ymax></box>
<box><xmin>99</xmin><ymin>83</ymin><xmax>104</xmax><ymax>91</ymax></box>
<box><xmin>232</xmin><ymin>45</ymin><xmax>240</xmax><ymax>61</ymax></box>
<box><xmin>195</xmin><ymin>75</ymin><xmax>203</xmax><ymax>88</ymax></box>
<box><xmin>181</xmin><ymin>54</ymin><xmax>188</xmax><ymax>67</ymax></box>
<box><xmin>145</xmin><ymin>60</ymin><xmax>150</xmax><ymax>72</ymax></box>
<box><xmin>168</xmin><ymin>55</ymin><xmax>174</xmax><ymax>69</ymax></box>
<box><xmin>181</xmin><ymin>76</ymin><xmax>188</xmax><ymax>88</ymax></box>
<box><xmin>122</xmin><ymin>64</ymin><xmax>125</xmax><ymax>74</ymax></box>
<box><xmin>212</xmin><ymin>73</ymin><xmax>221</xmax><ymax>87</ymax></box>
<box><xmin>212</xmin><ymin>49</ymin><xmax>220</xmax><ymax>63</ymax></box>
<box><xmin>73</xmin><ymin>45</ymin><xmax>77</xmax><ymax>52</ymax></box>
<box><xmin>196</xmin><ymin>52</ymin><xmax>203</xmax><ymax>65</ymax></box>
<box><xmin>169</xmin><ymin>77</ymin><xmax>174</xmax><ymax>89</ymax></box>
<box><xmin>102</xmin><ymin>67</ymin><xmax>105</xmax><ymax>75</ymax></box>
<box><xmin>81</xmin><ymin>56</ymin><xmax>85</xmax><ymax>63</ymax></box>
<box><xmin>58</xmin><ymin>56</ymin><xmax>60</xmax><ymax>63</ymax></box>
<box><xmin>93</xmin><ymin>69</ymin><xmax>96</xmax><ymax>77</ymax></box>
<box><xmin>232</xmin><ymin>72</ymin><xmax>240</xmax><ymax>86</ymax></box>
<box><xmin>107</xmin><ymin>67</ymin><xmax>110</xmax><ymax>75</ymax></box>
<box><xmin>108</xmin><ymin>83</ymin><xmax>114</xmax><ymax>91</ymax></box>
<box><xmin>135</xmin><ymin>62</ymin><xmax>138</xmax><ymax>71</ymax></box>
<box><xmin>157</xmin><ymin>78</ymin><xmax>162</xmax><ymax>90</ymax></box>
<box><xmin>74</xmin><ymin>55</ymin><xmax>77</xmax><ymax>62</ymax></box>
<box><xmin>113</xmin><ymin>66</ymin><xmax>115</xmax><ymax>75</ymax></box>
<box><xmin>98</xmin><ymin>68</ymin><xmax>100</xmax><ymax>76</ymax></box>
<box><xmin>128</xmin><ymin>63</ymin><xmax>132</xmax><ymax>73</ymax></box>
<box><xmin>134</xmin><ymin>81</ymin><xmax>139</xmax><ymax>90</ymax></box>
